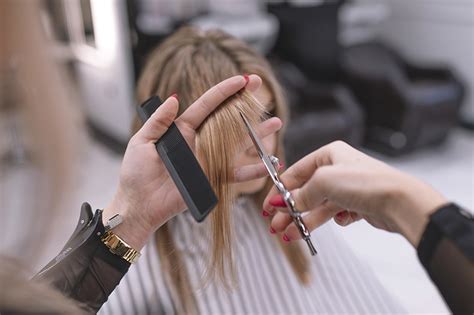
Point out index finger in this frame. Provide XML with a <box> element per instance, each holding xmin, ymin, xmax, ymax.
<box><xmin>178</xmin><ymin>75</ymin><xmax>261</xmax><ymax>129</ymax></box>
<box><xmin>262</xmin><ymin>144</ymin><xmax>333</xmax><ymax>211</ymax></box>
<box><xmin>239</xmin><ymin>117</ymin><xmax>282</xmax><ymax>151</ymax></box>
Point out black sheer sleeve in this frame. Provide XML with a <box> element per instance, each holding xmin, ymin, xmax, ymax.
<box><xmin>417</xmin><ymin>203</ymin><xmax>474</xmax><ymax>315</ymax></box>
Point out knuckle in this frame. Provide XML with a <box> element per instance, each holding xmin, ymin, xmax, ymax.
<box><xmin>215</xmin><ymin>84</ymin><xmax>228</xmax><ymax>101</ymax></box>
<box><xmin>331</xmin><ymin>140</ymin><xmax>349</xmax><ymax>151</ymax></box>
<box><xmin>286</xmin><ymin>224</ymin><xmax>300</xmax><ymax>240</ymax></box>
<box><xmin>296</xmin><ymin>189</ymin><xmax>311</xmax><ymax>211</ymax></box>
<box><xmin>154</xmin><ymin>119</ymin><xmax>169</xmax><ymax>131</ymax></box>
<box><xmin>273</xmin><ymin>213</ymin><xmax>289</xmax><ymax>229</ymax></box>
<box><xmin>313</xmin><ymin>166</ymin><xmax>331</xmax><ymax>181</ymax></box>
<box><xmin>152</xmin><ymin>112</ymin><xmax>173</xmax><ymax>129</ymax></box>
<box><xmin>232</xmin><ymin>168</ymin><xmax>241</xmax><ymax>182</ymax></box>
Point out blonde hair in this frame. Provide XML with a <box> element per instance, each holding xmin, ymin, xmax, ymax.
<box><xmin>135</xmin><ymin>26</ymin><xmax>309</xmax><ymax>314</ymax></box>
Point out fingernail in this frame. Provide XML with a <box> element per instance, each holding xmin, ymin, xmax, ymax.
<box><xmin>262</xmin><ymin>210</ymin><xmax>270</xmax><ymax>217</ymax></box>
<box><xmin>282</xmin><ymin>234</ymin><xmax>291</xmax><ymax>242</ymax></box>
<box><xmin>171</xmin><ymin>93</ymin><xmax>178</xmax><ymax>100</ymax></box>
<box><xmin>278</xmin><ymin>162</ymin><xmax>285</xmax><ymax>169</ymax></box>
<box><xmin>269</xmin><ymin>195</ymin><xmax>286</xmax><ymax>208</ymax></box>
<box><xmin>336</xmin><ymin>210</ymin><xmax>348</xmax><ymax>220</ymax></box>
<box><xmin>243</xmin><ymin>74</ymin><xmax>250</xmax><ymax>85</ymax></box>
<box><xmin>269</xmin><ymin>226</ymin><xmax>276</xmax><ymax>234</ymax></box>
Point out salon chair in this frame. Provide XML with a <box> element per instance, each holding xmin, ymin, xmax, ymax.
<box><xmin>268</xmin><ymin>2</ymin><xmax>364</xmax><ymax>164</ymax></box>
<box><xmin>342</xmin><ymin>42</ymin><xmax>465</xmax><ymax>155</ymax></box>
<box><xmin>268</xmin><ymin>1</ymin><xmax>342</xmax><ymax>83</ymax></box>
<box><xmin>273</xmin><ymin>60</ymin><xmax>364</xmax><ymax>165</ymax></box>
<box><xmin>283</xmin><ymin>84</ymin><xmax>365</xmax><ymax>165</ymax></box>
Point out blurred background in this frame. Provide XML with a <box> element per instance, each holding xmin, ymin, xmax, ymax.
<box><xmin>1</xmin><ymin>0</ymin><xmax>473</xmax><ymax>313</ymax></box>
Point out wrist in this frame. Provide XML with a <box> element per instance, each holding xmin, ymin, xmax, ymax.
<box><xmin>103</xmin><ymin>193</ymin><xmax>153</xmax><ymax>250</ymax></box>
<box><xmin>387</xmin><ymin>174</ymin><xmax>448</xmax><ymax>247</ymax></box>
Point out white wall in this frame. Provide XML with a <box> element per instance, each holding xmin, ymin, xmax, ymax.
<box><xmin>377</xmin><ymin>0</ymin><xmax>474</xmax><ymax>121</ymax></box>
<box><xmin>74</xmin><ymin>0</ymin><xmax>135</xmax><ymax>141</ymax></box>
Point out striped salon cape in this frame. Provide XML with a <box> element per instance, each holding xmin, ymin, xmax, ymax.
<box><xmin>100</xmin><ymin>197</ymin><xmax>403</xmax><ymax>314</ymax></box>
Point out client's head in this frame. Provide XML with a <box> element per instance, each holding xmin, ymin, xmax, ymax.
<box><xmin>136</xmin><ymin>26</ymin><xmax>287</xmax><ymax>196</ymax></box>
<box><xmin>134</xmin><ymin>26</ymin><xmax>289</xmax><ymax>293</ymax></box>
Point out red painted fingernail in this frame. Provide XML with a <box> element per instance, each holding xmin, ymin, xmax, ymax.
<box><xmin>282</xmin><ymin>234</ymin><xmax>291</xmax><ymax>242</ymax></box>
<box><xmin>171</xmin><ymin>93</ymin><xmax>178</xmax><ymax>100</ymax></box>
<box><xmin>262</xmin><ymin>210</ymin><xmax>270</xmax><ymax>217</ymax></box>
<box><xmin>243</xmin><ymin>74</ymin><xmax>250</xmax><ymax>85</ymax></box>
<box><xmin>269</xmin><ymin>227</ymin><xmax>276</xmax><ymax>234</ymax></box>
<box><xmin>269</xmin><ymin>195</ymin><xmax>286</xmax><ymax>208</ymax></box>
<box><xmin>336</xmin><ymin>210</ymin><xmax>348</xmax><ymax>220</ymax></box>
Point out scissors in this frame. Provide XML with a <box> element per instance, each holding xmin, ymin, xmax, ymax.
<box><xmin>240</xmin><ymin>112</ymin><xmax>317</xmax><ymax>256</ymax></box>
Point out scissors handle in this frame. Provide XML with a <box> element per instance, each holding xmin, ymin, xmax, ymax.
<box><xmin>292</xmin><ymin>214</ymin><xmax>318</xmax><ymax>256</ymax></box>
<box><xmin>282</xmin><ymin>190</ymin><xmax>318</xmax><ymax>256</ymax></box>
<box><xmin>305</xmin><ymin>238</ymin><xmax>318</xmax><ymax>256</ymax></box>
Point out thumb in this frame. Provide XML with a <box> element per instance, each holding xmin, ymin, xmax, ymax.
<box><xmin>285</xmin><ymin>166</ymin><xmax>334</xmax><ymax>212</ymax></box>
<box><xmin>133</xmin><ymin>95</ymin><xmax>179</xmax><ymax>144</ymax></box>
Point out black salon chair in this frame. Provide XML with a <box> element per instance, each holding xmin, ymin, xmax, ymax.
<box><xmin>342</xmin><ymin>42</ymin><xmax>465</xmax><ymax>155</ymax></box>
<box><xmin>284</xmin><ymin>84</ymin><xmax>365</xmax><ymax>165</ymax></box>
<box><xmin>272</xmin><ymin>60</ymin><xmax>365</xmax><ymax>165</ymax></box>
<box><xmin>267</xmin><ymin>2</ymin><xmax>365</xmax><ymax>164</ymax></box>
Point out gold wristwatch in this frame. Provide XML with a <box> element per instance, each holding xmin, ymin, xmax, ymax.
<box><xmin>100</xmin><ymin>213</ymin><xmax>141</xmax><ymax>264</ymax></box>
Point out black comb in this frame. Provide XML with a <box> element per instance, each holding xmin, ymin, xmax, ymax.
<box><xmin>137</xmin><ymin>96</ymin><xmax>218</xmax><ymax>222</ymax></box>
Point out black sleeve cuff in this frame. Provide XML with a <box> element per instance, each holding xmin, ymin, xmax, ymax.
<box><xmin>417</xmin><ymin>203</ymin><xmax>474</xmax><ymax>268</ymax></box>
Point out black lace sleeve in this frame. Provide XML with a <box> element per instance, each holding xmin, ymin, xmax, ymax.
<box><xmin>417</xmin><ymin>203</ymin><xmax>474</xmax><ymax>315</ymax></box>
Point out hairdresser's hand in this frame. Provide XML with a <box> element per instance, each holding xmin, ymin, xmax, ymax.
<box><xmin>263</xmin><ymin>141</ymin><xmax>448</xmax><ymax>247</ymax></box>
<box><xmin>104</xmin><ymin>75</ymin><xmax>282</xmax><ymax>250</ymax></box>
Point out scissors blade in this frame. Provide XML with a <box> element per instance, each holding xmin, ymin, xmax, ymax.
<box><xmin>239</xmin><ymin>112</ymin><xmax>268</xmax><ymax>158</ymax></box>
<box><xmin>239</xmin><ymin>112</ymin><xmax>281</xmax><ymax>184</ymax></box>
